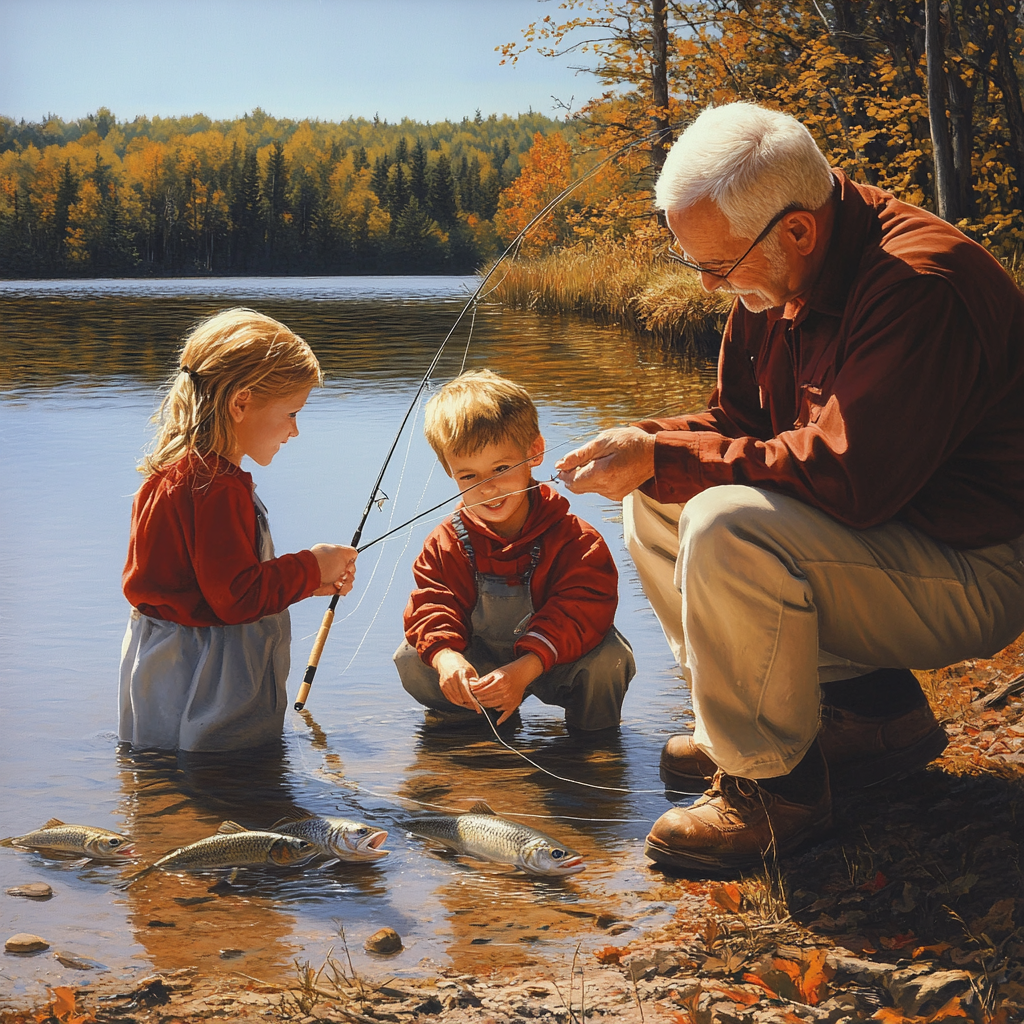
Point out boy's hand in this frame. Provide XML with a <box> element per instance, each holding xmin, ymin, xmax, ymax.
<box><xmin>471</xmin><ymin>653</ymin><xmax>544</xmax><ymax>724</ymax></box>
<box><xmin>310</xmin><ymin>544</ymin><xmax>358</xmax><ymax>597</ymax></box>
<box><xmin>432</xmin><ymin>648</ymin><xmax>480</xmax><ymax>711</ymax></box>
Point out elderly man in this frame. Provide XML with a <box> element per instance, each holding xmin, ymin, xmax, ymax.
<box><xmin>556</xmin><ymin>102</ymin><xmax>1024</xmax><ymax>873</ymax></box>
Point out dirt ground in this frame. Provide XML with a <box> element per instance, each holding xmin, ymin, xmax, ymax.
<box><xmin>3</xmin><ymin>636</ymin><xmax>1023</xmax><ymax>1024</ymax></box>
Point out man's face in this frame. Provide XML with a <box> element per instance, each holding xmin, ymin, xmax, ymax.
<box><xmin>666</xmin><ymin>200</ymin><xmax>794</xmax><ymax>313</ymax></box>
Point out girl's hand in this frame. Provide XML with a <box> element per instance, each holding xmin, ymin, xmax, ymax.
<box><xmin>432</xmin><ymin>648</ymin><xmax>480</xmax><ymax>711</ymax></box>
<box><xmin>310</xmin><ymin>544</ymin><xmax>358</xmax><ymax>597</ymax></box>
<box><xmin>471</xmin><ymin>652</ymin><xmax>543</xmax><ymax>724</ymax></box>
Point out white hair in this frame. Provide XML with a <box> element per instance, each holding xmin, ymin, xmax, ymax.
<box><xmin>654</xmin><ymin>102</ymin><xmax>834</xmax><ymax>238</ymax></box>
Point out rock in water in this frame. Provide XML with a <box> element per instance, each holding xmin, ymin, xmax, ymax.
<box><xmin>6</xmin><ymin>882</ymin><xmax>53</xmax><ymax>899</ymax></box>
<box><xmin>364</xmin><ymin>927</ymin><xmax>403</xmax><ymax>954</ymax></box>
<box><xmin>53</xmin><ymin>949</ymin><xmax>106</xmax><ymax>970</ymax></box>
<box><xmin>5</xmin><ymin>933</ymin><xmax>49</xmax><ymax>953</ymax></box>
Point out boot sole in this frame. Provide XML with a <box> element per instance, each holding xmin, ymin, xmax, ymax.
<box><xmin>826</xmin><ymin>726</ymin><xmax>948</xmax><ymax>790</ymax></box>
<box><xmin>643</xmin><ymin>813</ymin><xmax>833</xmax><ymax>874</ymax></box>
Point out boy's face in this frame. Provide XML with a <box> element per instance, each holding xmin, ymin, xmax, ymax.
<box><xmin>445</xmin><ymin>435</ymin><xmax>545</xmax><ymax>539</ymax></box>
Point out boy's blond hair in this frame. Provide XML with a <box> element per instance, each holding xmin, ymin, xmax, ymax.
<box><xmin>424</xmin><ymin>370</ymin><xmax>540</xmax><ymax>467</ymax></box>
<box><xmin>143</xmin><ymin>307</ymin><xmax>322</xmax><ymax>477</ymax></box>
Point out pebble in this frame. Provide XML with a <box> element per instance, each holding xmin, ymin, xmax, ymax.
<box><xmin>5</xmin><ymin>933</ymin><xmax>49</xmax><ymax>953</ymax></box>
<box><xmin>364</xmin><ymin>926</ymin><xmax>403</xmax><ymax>954</ymax></box>
<box><xmin>5</xmin><ymin>882</ymin><xmax>53</xmax><ymax>899</ymax></box>
<box><xmin>53</xmin><ymin>949</ymin><xmax>106</xmax><ymax>971</ymax></box>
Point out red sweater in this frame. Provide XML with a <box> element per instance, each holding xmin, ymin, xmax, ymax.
<box><xmin>403</xmin><ymin>483</ymin><xmax>619</xmax><ymax>673</ymax></box>
<box><xmin>638</xmin><ymin>171</ymin><xmax>1024</xmax><ymax>550</ymax></box>
<box><xmin>123</xmin><ymin>453</ymin><xmax>321</xmax><ymax>627</ymax></box>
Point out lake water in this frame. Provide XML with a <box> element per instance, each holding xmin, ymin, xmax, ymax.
<box><xmin>0</xmin><ymin>276</ymin><xmax>717</xmax><ymax>1001</ymax></box>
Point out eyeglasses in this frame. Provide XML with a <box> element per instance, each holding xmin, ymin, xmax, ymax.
<box><xmin>664</xmin><ymin>204</ymin><xmax>801</xmax><ymax>279</ymax></box>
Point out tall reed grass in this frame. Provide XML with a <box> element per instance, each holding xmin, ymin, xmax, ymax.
<box><xmin>484</xmin><ymin>242</ymin><xmax>732</xmax><ymax>359</ymax></box>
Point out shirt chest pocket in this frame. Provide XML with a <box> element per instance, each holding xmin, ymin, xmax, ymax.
<box><xmin>796</xmin><ymin>383</ymin><xmax>829</xmax><ymax>427</ymax></box>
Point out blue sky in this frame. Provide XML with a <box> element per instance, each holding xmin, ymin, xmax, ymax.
<box><xmin>1</xmin><ymin>0</ymin><xmax>596</xmax><ymax>125</ymax></box>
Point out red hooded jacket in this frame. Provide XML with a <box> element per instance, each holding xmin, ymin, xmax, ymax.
<box><xmin>403</xmin><ymin>483</ymin><xmax>619</xmax><ymax>673</ymax></box>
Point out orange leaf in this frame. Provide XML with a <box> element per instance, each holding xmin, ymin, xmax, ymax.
<box><xmin>912</xmin><ymin>942</ymin><xmax>951</xmax><ymax>959</ymax></box>
<box><xmin>925</xmin><ymin>995</ymin><xmax>971</xmax><ymax>1021</ymax></box>
<box><xmin>718</xmin><ymin>985</ymin><xmax>759</xmax><ymax>1006</ymax></box>
<box><xmin>742</xmin><ymin>972</ymin><xmax>780</xmax><ymax>999</ymax></box>
<box><xmin>880</xmin><ymin>932</ymin><xmax>917</xmax><ymax>950</ymax></box>
<box><xmin>710</xmin><ymin>883</ymin><xmax>742</xmax><ymax>913</ymax></box>
<box><xmin>51</xmin><ymin>988</ymin><xmax>77</xmax><ymax>1019</ymax></box>
<box><xmin>872</xmin><ymin>1009</ymin><xmax>922</xmax><ymax>1023</ymax></box>
<box><xmin>594</xmin><ymin>946</ymin><xmax>624</xmax><ymax>965</ymax></box>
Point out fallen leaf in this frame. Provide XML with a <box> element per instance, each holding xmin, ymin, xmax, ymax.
<box><xmin>594</xmin><ymin>946</ymin><xmax>624</xmax><ymax>965</ymax></box>
<box><xmin>52</xmin><ymin>988</ymin><xmax>77</xmax><ymax>1019</ymax></box>
<box><xmin>880</xmin><ymin>932</ymin><xmax>917</xmax><ymax>950</ymax></box>
<box><xmin>860</xmin><ymin>870</ymin><xmax>888</xmax><ymax>893</ymax></box>
<box><xmin>717</xmin><ymin>985</ymin><xmax>759</xmax><ymax>1006</ymax></box>
<box><xmin>912</xmin><ymin>942</ymin><xmax>951</xmax><ymax>959</ymax></box>
<box><xmin>710</xmin><ymin>883</ymin><xmax>742</xmax><ymax>913</ymax></box>
<box><xmin>742</xmin><ymin>972</ymin><xmax>780</xmax><ymax>999</ymax></box>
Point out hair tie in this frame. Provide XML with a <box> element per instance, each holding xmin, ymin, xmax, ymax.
<box><xmin>180</xmin><ymin>365</ymin><xmax>201</xmax><ymax>385</ymax></box>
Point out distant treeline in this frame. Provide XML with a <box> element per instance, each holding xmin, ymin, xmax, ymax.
<box><xmin>0</xmin><ymin>107</ymin><xmax>563</xmax><ymax>277</ymax></box>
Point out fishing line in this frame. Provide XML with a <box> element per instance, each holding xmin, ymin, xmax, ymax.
<box><xmin>295</xmin><ymin>120</ymin><xmax>691</xmax><ymax>709</ymax></box>
<box><xmin>355</xmin><ymin>400</ymin><xmax>689</xmax><ymax>553</ymax></box>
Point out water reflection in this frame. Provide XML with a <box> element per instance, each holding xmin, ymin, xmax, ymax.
<box><xmin>115</xmin><ymin>742</ymin><xmax>394</xmax><ymax>977</ymax></box>
<box><xmin>1</xmin><ymin>278</ymin><xmax>715</xmax><ymax>993</ymax></box>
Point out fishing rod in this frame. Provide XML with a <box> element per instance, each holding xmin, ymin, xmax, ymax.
<box><xmin>294</xmin><ymin>120</ymin><xmax>688</xmax><ymax>711</ymax></box>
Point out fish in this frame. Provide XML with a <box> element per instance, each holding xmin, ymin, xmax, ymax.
<box><xmin>405</xmin><ymin>802</ymin><xmax>585</xmax><ymax>877</ymax></box>
<box><xmin>121</xmin><ymin>829</ymin><xmax>317</xmax><ymax>886</ymax></box>
<box><xmin>218</xmin><ymin>812</ymin><xmax>389</xmax><ymax>864</ymax></box>
<box><xmin>0</xmin><ymin>818</ymin><xmax>135</xmax><ymax>861</ymax></box>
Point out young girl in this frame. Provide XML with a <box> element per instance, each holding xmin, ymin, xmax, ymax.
<box><xmin>119</xmin><ymin>308</ymin><xmax>356</xmax><ymax>752</ymax></box>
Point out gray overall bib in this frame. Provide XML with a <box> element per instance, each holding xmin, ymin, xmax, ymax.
<box><xmin>394</xmin><ymin>512</ymin><xmax>635</xmax><ymax>731</ymax></box>
<box><xmin>118</xmin><ymin>488</ymin><xmax>291</xmax><ymax>752</ymax></box>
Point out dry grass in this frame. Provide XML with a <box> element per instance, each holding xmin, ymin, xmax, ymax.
<box><xmin>484</xmin><ymin>242</ymin><xmax>732</xmax><ymax>359</ymax></box>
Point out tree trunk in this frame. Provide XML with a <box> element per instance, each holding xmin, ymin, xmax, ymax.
<box><xmin>990</xmin><ymin>5</ymin><xmax>1024</xmax><ymax>207</ymax></box>
<box><xmin>944</xmin><ymin>5</ymin><xmax>975</xmax><ymax>217</ymax></box>
<box><xmin>925</xmin><ymin>0</ymin><xmax>959</xmax><ymax>220</ymax></box>
<box><xmin>650</xmin><ymin>0</ymin><xmax>670</xmax><ymax>175</ymax></box>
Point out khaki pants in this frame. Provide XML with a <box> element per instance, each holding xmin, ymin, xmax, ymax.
<box><xmin>623</xmin><ymin>485</ymin><xmax>1024</xmax><ymax>779</ymax></box>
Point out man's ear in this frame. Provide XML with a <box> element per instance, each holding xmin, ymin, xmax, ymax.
<box><xmin>528</xmin><ymin>434</ymin><xmax>545</xmax><ymax>468</ymax></box>
<box><xmin>782</xmin><ymin>211</ymin><xmax>818</xmax><ymax>256</ymax></box>
<box><xmin>228</xmin><ymin>388</ymin><xmax>252</xmax><ymax>424</ymax></box>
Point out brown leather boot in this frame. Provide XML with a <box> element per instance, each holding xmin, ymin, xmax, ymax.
<box><xmin>660</xmin><ymin>702</ymin><xmax>947</xmax><ymax>794</ymax></box>
<box><xmin>644</xmin><ymin>769</ymin><xmax>832</xmax><ymax>873</ymax></box>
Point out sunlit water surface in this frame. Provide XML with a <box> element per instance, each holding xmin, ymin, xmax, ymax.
<box><xmin>0</xmin><ymin>277</ymin><xmax>716</xmax><ymax>1000</ymax></box>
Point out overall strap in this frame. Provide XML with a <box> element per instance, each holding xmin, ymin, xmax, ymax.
<box><xmin>451</xmin><ymin>511</ymin><xmax>476</xmax><ymax>569</ymax></box>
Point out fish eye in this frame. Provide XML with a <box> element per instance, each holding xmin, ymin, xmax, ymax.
<box><xmin>355</xmin><ymin>828</ymin><xmax>369</xmax><ymax>836</ymax></box>
<box><xmin>551</xmin><ymin>849</ymin><xmax>565</xmax><ymax>859</ymax></box>
<box><xmin>108</xmin><ymin>838</ymin><xmax>122</xmax><ymax>846</ymax></box>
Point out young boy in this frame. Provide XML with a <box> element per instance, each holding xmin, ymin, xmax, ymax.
<box><xmin>394</xmin><ymin>370</ymin><xmax>635</xmax><ymax>732</ymax></box>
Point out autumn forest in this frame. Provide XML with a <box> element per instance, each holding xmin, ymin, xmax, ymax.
<box><xmin>1</xmin><ymin>0</ymin><xmax>1022</xmax><ymax>280</ymax></box>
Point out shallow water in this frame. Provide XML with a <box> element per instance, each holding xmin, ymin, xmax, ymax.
<box><xmin>0</xmin><ymin>276</ymin><xmax>716</xmax><ymax>1000</ymax></box>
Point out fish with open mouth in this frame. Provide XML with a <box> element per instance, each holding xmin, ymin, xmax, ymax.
<box><xmin>217</xmin><ymin>812</ymin><xmax>389</xmax><ymax>865</ymax></box>
<box><xmin>0</xmin><ymin>818</ymin><xmax>135</xmax><ymax>861</ymax></box>
<box><xmin>121</xmin><ymin>829</ymin><xmax>317</xmax><ymax>886</ymax></box>
<box><xmin>405</xmin><ymin>802</ymin><xmax>585</xmax><ymax>877</ymax></box>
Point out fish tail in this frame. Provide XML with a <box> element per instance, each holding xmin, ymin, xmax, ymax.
<box><xmin>0</xmin><ymin>837</ymin><xmax>18</xmax><ymax>848</ymax></box>
<box><xmin>116</xmin><ymin>864</ymin><xmax>157</xmax><ymax>890</ymax></box>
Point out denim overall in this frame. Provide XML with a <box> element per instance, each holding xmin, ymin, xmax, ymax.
<box><xmin>394</xmin><ymin>512</ymin><xmax>636</xmax><ymax>731</ymax></box>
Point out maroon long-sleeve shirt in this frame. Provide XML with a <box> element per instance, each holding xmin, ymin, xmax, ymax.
<box><xmin>637</xmin><ymin>171</ymin><xmax>1024</xmax><ymax>550</ymax></box>
<box><xmin>123</xmin><ymin>453</ymin><xmax>321</xmax><ymax>626</ymax></box>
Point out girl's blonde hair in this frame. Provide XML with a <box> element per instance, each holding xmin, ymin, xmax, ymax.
<box><xmin>423</xmin><ymin>369</ymin><xmax>540</xmax><ymax>466</ymax></box>
<box><xmin>142</xmin><ymin>307</ymin><xmax>322</xmax><ymax>476</ymax></box>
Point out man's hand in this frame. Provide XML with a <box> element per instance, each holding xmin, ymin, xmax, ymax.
<box><xmin>471</xmin><ymin>652</ymin><xmax>544</xmax><ymax>725</ymax></box>
<box><xmin>554</xmin><ymin>426</ymin><xmax>656</xmax><ymax>500</ymax></box>
<box><xmin>310</xmin><ymin>544</ymin><xmax>357</xmax><ymax>597</ymax></box>
<box><xmin>432</xmin><ymin>648</ymin><xmax>481</xmax><ymax>712</ymax></box>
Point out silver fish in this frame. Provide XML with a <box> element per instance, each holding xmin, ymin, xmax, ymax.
<box><xmin>219</xmin><ymin>813</ymin><xmax>389</xmax><ymax>863</ymax></box>
<box><xmin>405</xmin><ymin>802</ymin><xmax>585</xmax><ymax>877</ymax></box>
<box><xmin>1</xmin><ymin>818</ymin><xmax>135</xmax><ymax>860</ymax></box>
